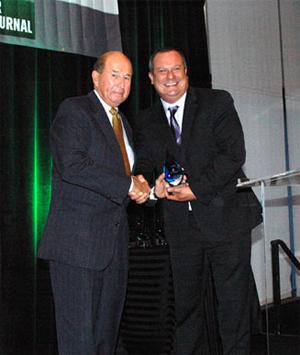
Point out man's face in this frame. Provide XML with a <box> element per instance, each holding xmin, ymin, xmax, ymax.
<box><xmin>149</xmin><ymin>50</ymin><xmax>189</xmax><ymax>103</ymax></box>
<box><xmin>92</xmin><ymin>52</ymin><xmax>132</xmax><ymax>107</ymax></box>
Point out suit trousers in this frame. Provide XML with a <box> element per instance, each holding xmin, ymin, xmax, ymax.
<box><xmin>169</xmin><ymin>213</ymin><xmax>252</xmax><ymax>355</ymax></box>
<box><xmin>49</xmin><ymin>233</ymin><xmax>128</xmax><ymax>355</ymax></box>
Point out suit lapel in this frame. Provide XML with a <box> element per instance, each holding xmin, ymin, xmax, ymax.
<box><xmin>87</xmin><ymin>91</ymin><xmax>130</xmax><ymax>154</ymax></box>
<box><xmin>155</xmin><ymin>101</ymin><xmax>179</xmax><ymax>149</ymax></box>
<box><xmin>181</xmin><ymin>89</ymin><xmax>199</xmax><ymax>148</ymax></box>
<box><xmin>150</xmin><ymin>101</ymin><xmax>181</xmax><ymax>164</ymax></box>
<box><xmin>120</xmin><ymin>111</ymin><xmax>133</xmax><ymax>148</ymax></box>
<box><xmin>153</xmin><ymin>90</ymin><xmax>200</xmax><ymax>159</ymax></box>
<box><xmin>154</xmin><ymin>90</ymin><xmax>200</xmax><ymax>150</ymax></box>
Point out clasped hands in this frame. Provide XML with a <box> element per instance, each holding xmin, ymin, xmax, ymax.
<box><xmin>154</xmin><ymin>173</ymin><xmax>196</xmax><ymax>201</ymax></box>
<box><xmin>128</xmin><ymin>175</ymin><xmax>151</xmax><ymax>204</ymax></box>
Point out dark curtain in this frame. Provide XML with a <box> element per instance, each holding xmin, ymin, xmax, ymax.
<box><xmin>0</xmin><ymin>47</ymin><xmax>96</xmax><ymax>355</ymax></box>
<box><xmin>118</xmin><ymin>0</ymin><xmax>210</xmax><ymax>122</ymax></box>
<box><xmin>0</xmin><ymin>1</ymin><xmax>209</xmax><ymax>354</ymax></box>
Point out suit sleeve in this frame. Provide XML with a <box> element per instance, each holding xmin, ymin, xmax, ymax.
<box><xmin>188</xmin><ymin>92</ymin><xmax>246</xmax><ymax>204</ymax></box>
<box><xmin>50</xmin><ymin>99</ymin><xmax>131</xmax><ymax>205</ymax></box>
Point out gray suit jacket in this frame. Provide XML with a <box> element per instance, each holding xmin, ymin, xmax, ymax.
<box><xmin>38</xmin><ymin>91</ymin><xmax>132</xmax><ymax>270</ymax></box>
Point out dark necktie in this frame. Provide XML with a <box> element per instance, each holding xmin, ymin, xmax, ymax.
<box><xmin>168</xmin><ymin>106</ymin><xmax>181</xmax><ymax>145</ymax></box>
<box><xmin>109</xmin><ymin>107</ymin><xmax>131</xmax><ymax>176</ymax></box>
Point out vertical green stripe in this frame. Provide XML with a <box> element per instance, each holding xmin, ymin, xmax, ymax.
<box><xmin>32</xmin><ymin>52</ymin><xmax>52</xmax><ymax>259</ymax></box>
<box><xmin>32</xmin><ymin>53</ymin><xmax>39</xmax><ymax>259</ymax></box>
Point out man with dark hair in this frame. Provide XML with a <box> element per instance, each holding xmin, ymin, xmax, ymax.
<box><xmin>134</xmin><ymin>48</ymin><xmax>262</xmax><ymax>354</ymax></box>
<box><xmin>38</xmin><ymin>51</ymin><xmax>150</xmax><ymax>355</ymax></box>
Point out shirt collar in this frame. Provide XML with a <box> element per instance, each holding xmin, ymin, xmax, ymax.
<box><xmin>160</xmin><ymin>92</ymin><xmax>187</xmax><ymax>114</ymax></box>
<box><xmin>93</xmin><ymin>89</ymin><xmax>117</xmax><ymax>117</ymax></box>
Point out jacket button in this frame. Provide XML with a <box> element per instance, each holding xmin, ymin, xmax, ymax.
<box><xmin>115</xmin><ymin>222</ymin><xmax>120</xmax><ymax>227</ymax></box>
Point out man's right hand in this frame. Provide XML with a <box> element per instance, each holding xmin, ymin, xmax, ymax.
<box><xmin>128</xmin><ymin>175</ymin><xmax>150</xmax><ymax>204</ymax></box>
<box><xmin>154</xmin><ymin>173</ymin><xmax>169</xmax><ymax>198</ymax></box>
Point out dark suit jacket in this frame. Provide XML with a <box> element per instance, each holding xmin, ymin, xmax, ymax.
<box><xmin>38</xmin><ymin>91</ymin><xmax>132</xmax><ymax>270</ymax></box>
<box><xmin>134</xmin><ymin>87</ymin><xmax>262</xmax><ymax>245</ymax></box>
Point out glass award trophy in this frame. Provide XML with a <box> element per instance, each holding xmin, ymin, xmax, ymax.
<box><xmin>163</xmin><ymin>154</ymin><xmax>184</xmax><ymax>186</ymax></box>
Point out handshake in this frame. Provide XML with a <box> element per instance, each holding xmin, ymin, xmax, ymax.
<box><xmin>127</xmin><ymin>172</ymin><xmax>197</xmax><ymax>204</ymax></box>
<box><xmin>128</xmin><ymin>175</ymin><xmax>151</xmax><ymax>204</ymax></box>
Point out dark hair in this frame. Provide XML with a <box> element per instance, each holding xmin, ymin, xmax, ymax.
<box><xmin>93</xmin><ymin>52</ymin><xmax>110</xmax><ymax>73</ymax></box>
<box><xmin>148</xmin><ymin>47</ymin><xmax>187</xmax><ymax>72</ymax></box>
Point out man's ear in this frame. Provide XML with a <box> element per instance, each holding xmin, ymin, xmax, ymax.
<box><xmin>148</xmin><ymin>72</ymin><xmax>154</xmax><ymax>84</ymax></box>
<box><xmin>91</xmin><ymin>70</ymin><xmax>99</xmax><ymax>87</ymax></box>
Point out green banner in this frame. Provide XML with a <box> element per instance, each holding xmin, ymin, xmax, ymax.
<box><xmin>0</xmin><ymin>0</ymin><xmax>35</xmax><ymax>39</ymax></box>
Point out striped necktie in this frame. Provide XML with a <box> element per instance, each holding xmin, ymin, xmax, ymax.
<box><xmin>168</xmin><ymin>106</ymin><xmax>181</xmax><ymax>145</ymax></box>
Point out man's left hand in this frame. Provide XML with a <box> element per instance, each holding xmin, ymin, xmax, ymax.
<box><xmin>165</xmin><ymin>183</ymin><xmax>196</xmax><ymax>202</ymax></box>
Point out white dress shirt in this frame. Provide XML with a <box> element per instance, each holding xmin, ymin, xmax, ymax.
<box><xmin>94</xmin><ymin>90</ymin><xmax>135</xmax><ymax>191</ymax></box>
<box><xmin>93</xmin><ymin>90</ymin><xmax>135</xmax><ymax>171</ymax></box>
<box><xmin>161</xmin><ymin>93</ymin><xmax>192</xmax><ymax>210</ymax></box>
<box><xmin>161</xmin><ymin>92</ymin><xmax>187</xmax><ymax>131</ymax></box>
